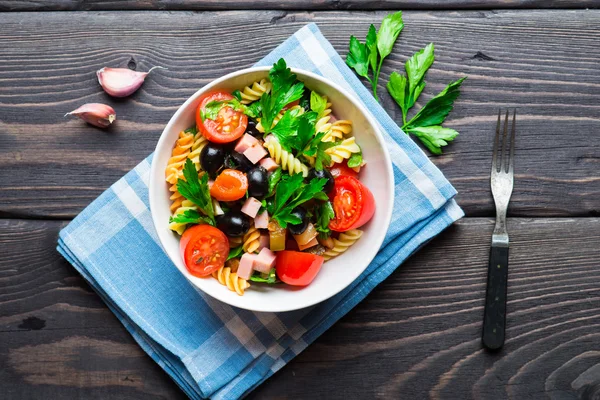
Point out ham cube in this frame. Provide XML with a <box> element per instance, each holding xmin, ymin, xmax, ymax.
<box><xmin>241</xmin><ymin>197</ymin><xmax>262</xmax><ymax>218</ymax></box>
<box><xmin>259</xmin><ymin>157</ymin><xmax>279</xmax><ymax>172</ymax></box>
<box><xmin>254</xmin><ymin>247</ymin><xmax>277</xmax><ymax>273</ymax></box>
<box><xmin>258</xmin><ymin>232</ymin><xmax>269</xmax><ymax>252</ymax></box>
<box><xmin>254</xmin><ymin>211</ymin><xmax>269</xmax><ymax>229</ymax></box>
<box><xmin>243</xmin><ymin>143</ymin><xmax>268</xmax><ymax>164</ymax></box>
<box><xmin>298</xmin><ymin>237</ymin><xmax>318</xmax><ymax>251</ymax></box>
<box><xmin>237</xmin><ymin>253</ymin><xmax>257</xmax><ymax>280</ymax></box>
<box><xmin>234</xmin><ymin>134</ymin><xmax>259</xmax><ymax>153</ymax></box>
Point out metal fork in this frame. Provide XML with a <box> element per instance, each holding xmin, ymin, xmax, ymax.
<box><xmin>482</xmin><ymin>109</ymin><xmax>516</xmax><ymax>351</ymax></box>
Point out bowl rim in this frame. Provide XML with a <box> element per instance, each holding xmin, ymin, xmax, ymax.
<box><xmin>149</xmin><ymin>66</ymin><xmax>394</xmax><ymax>312</ymax></box>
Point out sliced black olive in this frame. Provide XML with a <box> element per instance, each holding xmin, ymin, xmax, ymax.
<box><xmin>215</xmin><ymin>211</ymin><xmax>250</xmax><ymax>237</ymax></box>
<box><xmin>200</xmin><ymin>143</ymin><xmax>226</xmax><ymax>178</ymax></box>
<box><xmin>225</xmin><ymin>151</ymin><xmax>254</xmax><ymax>172</ymax></box>
<box><xmin>288</xmin><ymin>206</ymin><xmax>308</xmax><ymax>235</ymax></box>
<box><xmin>247</xmin><ymin>166</ymin><xmax>269</xmax><ymax>199</ymax></box>
<box><xmin>245</xmin><ymin>119</ymin><xmax>261</xmax><ymax>137</ymax></box>
<box><xmin>307</xmin><ymin>168</ymin><xmax>335</xmax><ymax>194</ymax></box>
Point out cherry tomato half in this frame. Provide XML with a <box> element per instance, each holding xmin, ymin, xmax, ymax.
<box><xmin>210</xmin><ymin>169</ymin><xmax>248</xmax><ymax>201</ymax></box>
<box><xmin>275</xmin><ymin>251</ymin><xmax>324</xmax><ymax>286</ymax></box>
<box><xmin>329</xmin><ymin>162</ymin><xmax>358</xmax><ymax>179</ymax></box>
<box><xmin>196</xmin><ymin>91</ymin><xmax>248</xmax><ymax>143</ymax></box>
<box><xmin>329</xmin><ymin>176</ymin><xmax>375</xmax><ymax>232</ymax></box>
<box><xmin>180</xmin><ymin>225</ymin><xmax>229</xmax><ymax>277</ymax></box>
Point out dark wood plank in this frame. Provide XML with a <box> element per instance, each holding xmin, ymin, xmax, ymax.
<box><xmin>1</xmin><ymin>0</ymin><xmax>599</xmax><ymax>12</ymax></box>
<box><xmin>1</xmin><ymin>10</ymin><xmax>599</xmax><ymax>219</ymax></box>
<box><xmin>1</xmin><ymin>218</ymin><xmax>599</xmax><ymax>399</ymax></box>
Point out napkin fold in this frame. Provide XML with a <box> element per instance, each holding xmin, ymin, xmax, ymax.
<box><xmin>57</xmin><ymin>23</ymin><xmax>463</xmax><ymax>400</ymax></box>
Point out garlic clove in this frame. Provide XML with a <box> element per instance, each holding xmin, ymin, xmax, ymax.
<box><xmin>65</xmin><ymin>103</ymin><xmax>116</xmax><ymax>128</ymax></box>
<box><xmin>97</xmin><ymin>66</ymin><xmax>166</xmax><ymax>98</ymax></box>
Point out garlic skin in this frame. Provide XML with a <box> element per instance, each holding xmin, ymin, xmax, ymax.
<box><xmin>65</xmin><ymin>103</ymin><xmax>116</xmax><ymax>128</ymax></box>
<box><xmin>97</xmin><ymin>66</ymin><xmax>166</xmax><ymax>98</ymax></box>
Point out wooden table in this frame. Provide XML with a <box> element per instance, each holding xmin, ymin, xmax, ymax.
<box><xmin>1</xmin><ymin>1</ymin><xmax>599</xmax><ymax>399</ymax></box>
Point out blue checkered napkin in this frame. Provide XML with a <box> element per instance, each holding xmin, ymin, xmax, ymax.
<box><xmin>57</xmin><ymin>23</ymin><xmax>463</xmax><ymax>400</ymax></box>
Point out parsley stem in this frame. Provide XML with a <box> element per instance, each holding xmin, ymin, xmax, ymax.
<box><xmin>372</xmin><ymin>58</ymin><xmax>385</xmax><ymax>102</ymax></box>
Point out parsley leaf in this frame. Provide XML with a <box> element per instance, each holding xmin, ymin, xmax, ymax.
<box><xmin>310</xmin><ymin>91</ymin><xmax>328</xmax><ymax>118</ymax></box>
<box><xmin>169</xmin><ymin>209</ymin><xmax>214</xmax><ymax>226</ymax></box>
<box><xmin>347</xmin><ymin>152</ymin><xmax>363</xmax><ymax>168</ymax></box>
<box><xmin>268</xmin><ymin>168</ymin><xmax>282</xmax><ymax>197</ymax></box>
<box><xmin>405</xmin><ymin>77</ymin><xmax>467</xmax><ymax>129</ymax></box>
<box><xmin>177</xmin><ymin>159</ymin><xmax>215</xmax><ymax>223</ymax></box>
<box><xmin>249</xmin><ymin>268</ymin><xmax>279</xmax><ymax>284</ymax></box>
<box><xmin>405</xmin><ymin>126</ymin><xmax>459</xmax><ymax>155</ymax></box>
<box><xmin>315</xmin><ymin>201</ymin><xmax>335</xmax><ymax>239</ymax></box>
<box><xmin>268</xmin><ymin>174</ymin><xmax>327</xmax><ymax>228</ymax></box>
<box><xmin>203</xmin><ymin>100</ymin><xmax>223</xmax><ymax>121</ymax></box>
<box><xmin>269</xmin><ymin>108</ymin><xmax>302</xmax><ymax>151</ymax></box>
<box><xmin>184</xmin><ymin>126</ymin><xmax>198</xmax><ymax>135</ymax></box>
<box><xmin>346</xmin><ymin>11</ymin><xmax>403</xmax><ymax>101</ymax></box>
<box><xmin>232</xmin><ymin>89</ymin><xmax>242</xmax><ymax>101</ymax></box>
<box><xmin>301</xmin><ymin>131</ymin><xmax>336</xmax><ymax>171</ymax></box>
<box><xmin>387</xmin><ymin>72</ymin><xmax>407</xmax><ymax>122</ymax></box>
<box><xmin>227</xmin><ymin>245</ymin><xmax>243</xmax><ymax>261</ymax></box>
<box><xmin>346</xmin><ymin>36</ymin><xmax>370</xmax><ymax>81</ymax></box>
<box><xmin>405</xmin><ymin>43</ymin><xmax>434</xmax><ymax>113</ymax></box>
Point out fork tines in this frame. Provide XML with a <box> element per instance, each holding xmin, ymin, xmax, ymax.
<box><xmin>492</xmin><ymin>109</ymin><xmax>516</xmax><ymax>175</ymax></box>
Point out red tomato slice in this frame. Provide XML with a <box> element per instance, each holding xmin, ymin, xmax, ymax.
<box><xmin>180</xmin><ymin>225</ymin><xmax>229</xmax><ymax>277</ymax></box>
<box><xmin>329</xmin><ymin>162</ymin><xmax>358</xmax><ymax>179</ymax></box>
<box><xmin>210</xmin><ymin>169</ymin><xmax>248</xmax><ymax>201</ymax></box>
<box><xmin>329</xmin><ymin>176</ymin><xmax>375</xmax><ymax>232</ymax></box>
<box><xmin>196</xmin><ymin>91</ymin><xmax>248</xmax><ymax>143</ymax></box>
<box><xmin>276</xmin><ymin>251</ymin><xmax>324</xmax><ymax>286</ymax></box>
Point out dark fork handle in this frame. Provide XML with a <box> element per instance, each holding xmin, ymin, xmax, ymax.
<box><xmin>482</xmin><ymin>246</ymin><xmax>509</xmax><ymax>350</ymax></box>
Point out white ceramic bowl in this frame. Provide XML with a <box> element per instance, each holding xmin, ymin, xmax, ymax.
<box><xmin>150</xmin><ymin>67</ymin><xmax>394</xmax><ymax>312</ymax></box>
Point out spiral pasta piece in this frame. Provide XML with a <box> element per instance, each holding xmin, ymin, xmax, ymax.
<box><xmin>263</xmin><ymin>135</ymin><xmax>309</xmax><ymax>177</ymax></box>
<box><xmin>323</xmin><ymin>119</ymin><xmax>352</xmax><ymax>142</ymax></box>
<box><xmin>243</xmin><ymin>225</ymin><xmax>261</xmax><ymax>253</ymax></box>
<box><xmin>165</xmin><ymin>130</ymin><xmax>194</xmax><ymax>185</ymax></box>
<box><xmin>169</xmin><ymin>182</ymin><xmax>184</xmax><ymax>213</ymax></box>
<box><xmin>256</xmin><ymin>105</ymin><xmax>305</xmax><ymax>133</ymax></box>
<box><xmin>212</xmin><ymin>259</ymin><xmax>251</xmax><ymax>296</ymax></box>
<box><xmin>240</xmin><ymin>79</ymin><xmax>272</xmax><ymax>104</ymax></box>
<box><xmin>322</xmin><ymin>229</ymin><xmax>363</xmax><ymax>261</ymax></box>
<box><xmin>169</xmin><ymin>200</ymin><xmax>198</xmax><ymax>235</ymax></box>
<box><xmin>325</xmin><ymin>137</ymin><xmax>361</xmax><ymax>165</ymax></box>
<box><xmin>187</xmin><ymin>132</ymin><xmax>208</xmax><ymax>171</ymax></box>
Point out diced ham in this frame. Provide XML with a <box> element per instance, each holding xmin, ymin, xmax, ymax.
<box><xmin>241</xmin><ymin>197</ymin><xmax>262</xmax><ymax>218</ymax></box>
<box><xmin>254</xmin><ymin>247</ymin><xmax>277</xmax><ymax>273</ymax></box>
<box><xmin>259</xmin><ymin>157</ymin><xmax>279</xmax><ymax>172</ymax></box>
<box><xmin>298</xmin><ymin>237</ymin><xmax>319</xmax><ymax>251</ymax></box>
<box><xmin>234</xmin><ymin>134</ymin><xmax>259</xmax><ymax>153</ymax></box>
<box><xmin>254</xmin><ymin>211</ymin><xmax>269</xmax><ymax>229</ymax></box>
<box><xmin>258</xmin><ymin>233</ymin><xmax>269</xmax><ymax>252</ymax></box>
<box><xmin>243</xmin><ymin>143</ymin><xmax>268</xmax><ymax>164</ymax></box>
<box><xmin>237</xmin><ymin>253</ymin><xmax>257</xmax><ymax>280</ymax></box>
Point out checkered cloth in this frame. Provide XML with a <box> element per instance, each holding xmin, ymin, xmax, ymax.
<box><xmin>57</xmin><ymin>23</ymin><xmax>463</xmax><ymax>399</ymax></box>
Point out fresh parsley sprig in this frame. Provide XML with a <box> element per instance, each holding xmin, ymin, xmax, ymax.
<box><xmin>315</xmin><ymin>201</ymin><xmax>335</xmax><ymax>239</ymax></box>
<box><xmin>227</xmin><ymin>245</ymin><xmax>244</xmax><ymax>261</ymax></box>
<box><xmin>177</xmin><ymin>159</ymin><xmax>215</xmax><ymax>224</ymax></box>
<box><xmin>201</xmin><ymin>98</ymin><xmax>261</xmax><ymax>122</ymax></box>
<box><xmin>346</xmin><ymin>11</ymin><xmax>404</xmax><ymax>101</ymax></box>
<box><xmin>249</xmin><ymin>268</ymin><xmax>279</xmax><ymax>284</ymax></box>
<box><xmin>386</xmin><ymin>42</ymin><xmax>466</xmax><ymax>154</ymax></box>
<box><xmin>267</xmin><ymin>174</ymin><xmax>328</xmax><ymax>228</ymax></box>
<box><xmin>169</xmin><ymin>209</ymin><xmax>214</xmax><ymax>226</ymax></box>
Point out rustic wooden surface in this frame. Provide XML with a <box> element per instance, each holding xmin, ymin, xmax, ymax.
<box><xmin>0</xmin><ymin>6</ymin><xmax>599</xmax><ymax>400</ymax></box>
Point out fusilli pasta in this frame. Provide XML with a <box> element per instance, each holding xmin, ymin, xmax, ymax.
<box><xmin>325</xmin><ymin>137</ymin><xmax>361</xmax><ymax>165</ymax></box>
<box><xmin>169</xmin><ymin>200</ymin><xmax>197</xmax><ymax>235</ymax></box>
<box><xmin>212</xmin><ymin>259</ymin><xmax>250</xmax><ymax>296</ymax></box>
<box><xmin>264</xmin><ymin>135</ymin><xmax>309</xmax><ymax>177</ymax></box>
<box><xmin>187</xmin><ymin>131</ymin><xmax>208</xmax><ymax>171</ymax></box>
<box><xmin>165</xmin><ymin>129</ymin><xmax>195</xmax><ymax>184</ymax></box>
<box><xmin>323</xmin><ymin>119</ymin><xmax>352</xmax><ymax>142</ymax></box>
<box><xmin>240</xmin><ymin>79</ymin><xmax>271</xmax><ymax>104</ymax></box>
<box><xmin>243</xmin><ymin>225</ymin><xmax>261</xmax><ymax>253</ymax></box>
<box><xmin>315</xmin><ymin>99</ymin><xmax>333</xmax><ymax>136</ymax></box>
<box><xmin>322</xmin><ymin>229</ymin><xmax>363</xmax><ymax>261</ymax></box>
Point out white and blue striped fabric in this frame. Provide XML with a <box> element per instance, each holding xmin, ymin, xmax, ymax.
<box><xmin>57</xmin><ymin>23</ymin><xmax>463</xmax><ymax>399</ymax></box>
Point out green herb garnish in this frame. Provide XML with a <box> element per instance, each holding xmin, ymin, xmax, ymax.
<box><xmin>347</xmin><ymin>152</ymin><xmax>363</xmax><ymax>168</ymax></box>
<box><xmin>177</xmin><ymin>159</ymin><xmax>215</xmax><ymax>224</ymax></box>
<box><xmin>267</xmin><ymin>168</ymin><xmax>282</xmax><ymax>197</ymax></box>
<box><xmin>249</xmin><ymin>268</ymin><xmax>279</xmax><ymax>284</ymax></box>
<box><xmin>227</xmin><ymin>245</ymin><xmax>244</xmax><ymax>261</ymax></box>
<box><xmin>267</xmin><ymin>174</ymin><xmax>328</xmax><ymax>228</ymax></box>
<box><xmin>169</xmin><ymin>209</ymin><xmax>214</xmax><ymax>226</ymax></box>
<box><xmin>346</xmin><ymin>11</ymin><xmax>404</xmax><ymax>101</ymax></box>
<box><xmin>315</xmin><ymin>201</ymin><xmax>335</xmax><ymax>239</ymax></box>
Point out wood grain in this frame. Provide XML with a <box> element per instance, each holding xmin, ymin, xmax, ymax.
<box><xmin>0</xmin><ymin>10</ymin><xmax>599</xmax><ymax>219</ymax></box>
<box><xmin>1</xmin><ymin>218</ymin><xmax>599</xmax><ymax>399</ymax></box>
<box><xmin>1</xmin><ymin>0</ymin><xmax>599</xmax><ymax>12</ymax></box>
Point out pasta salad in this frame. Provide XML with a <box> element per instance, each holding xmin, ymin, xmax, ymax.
<box><xmin>165</xmin><ymin>59</ymin><xmax>375</xmax><ymax>295</ymax></box>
